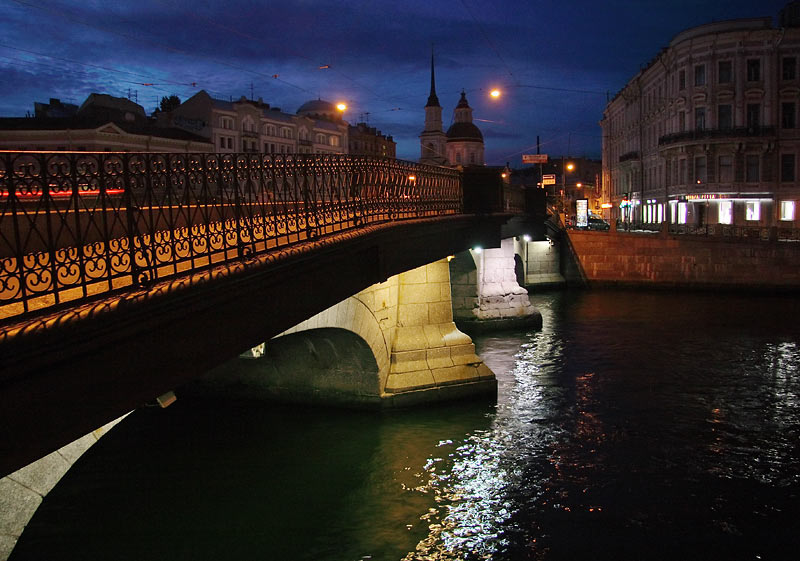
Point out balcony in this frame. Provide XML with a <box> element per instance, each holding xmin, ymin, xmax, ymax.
<box><xmin>619</xmin><ymin>151</ymin><xmax>640</xmax><ymax>163</ymax></box>
<box><xmin>659</xmin><ymin>126</ymin><xmax>776</xmax><ymax>146</ymax></box>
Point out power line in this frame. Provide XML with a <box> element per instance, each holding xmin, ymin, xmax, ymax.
<box><xmin>459</xmin><ymin>0</ymin><xmax>518</xmax><ymax>86</ymax></box>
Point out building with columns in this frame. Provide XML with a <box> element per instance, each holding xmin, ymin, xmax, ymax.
<box><xmin>419</xmin><ymin>53</ymin><xmax>485</xmax><ymax>167</ymax></box>
<box><xmin>601</xmin><ymin>2</ymin><xmax>800</xmax><ymax>228</ymax></box>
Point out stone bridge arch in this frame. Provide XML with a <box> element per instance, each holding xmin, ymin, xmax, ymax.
<box><xmin>205</xmin><ymin>258</ymin><xmax>496</xmax><ymax>407</ymax></box>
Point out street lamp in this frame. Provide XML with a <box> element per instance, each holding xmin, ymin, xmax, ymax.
<box><xmin>336</xmin><ymin>102</ymin><xmax>347</xmax><ymax>112</ymax></box>
<box><xmin>490</xmin><ymin>88</ymin><xmax>501</xmax><ymax>98</ymax></box>
<box><xmin>562</xmin><ymin>159</ymin><xmax>574</xmax><ymax>219</ymax></box>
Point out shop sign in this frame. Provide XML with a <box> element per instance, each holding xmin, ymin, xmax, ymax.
<box><xmin>686</xmin><ymin>194</ymin><xmax>729</xmax><ymax>201</ymax></box>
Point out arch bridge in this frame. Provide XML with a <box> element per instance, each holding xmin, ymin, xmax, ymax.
<box><xmin>0</xmin><ymin>152</ymin><xmax>542</xmax><ymax>478</ymax></box>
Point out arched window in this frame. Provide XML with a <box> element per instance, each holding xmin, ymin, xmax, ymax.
<box><xmin>329</xmin><ymin>136</ymin><xmax>339</xmax><ymax>147</ymax></box>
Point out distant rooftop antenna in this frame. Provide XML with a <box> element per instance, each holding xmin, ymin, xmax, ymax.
<box><xmin>360</xmin><ymin>112</ymin><xmax>370</xmax><ymax>123</ymax></box>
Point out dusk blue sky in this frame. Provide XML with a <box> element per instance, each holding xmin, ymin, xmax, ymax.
<box><xmin>0</xmin><ymin>0</ymin><xmax>793</xmax><ymax>165</ymax></box>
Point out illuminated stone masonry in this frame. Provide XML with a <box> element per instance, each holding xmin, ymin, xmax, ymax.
<box><xmin>451</xmin><ymin>239</ymin><xmax>543</xmax><ymax>332</ymax></box>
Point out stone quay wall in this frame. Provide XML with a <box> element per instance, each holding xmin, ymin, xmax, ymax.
<box><xmin>564</xmin><ymin>230</ymin><xmax>800</xmax><ymax>290</ymax></box>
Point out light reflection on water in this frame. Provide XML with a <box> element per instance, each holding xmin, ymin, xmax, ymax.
<box><xmin>403</xmin><ymin>291</ymin><xmax>800</xmax><ymax>560</ymax></box>
<box><xmin>11</xmin><ymin>290</ymin><xmax>800</xmax><ymax>561</ymax></box>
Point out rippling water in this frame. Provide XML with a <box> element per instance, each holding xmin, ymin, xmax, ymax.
<box><xmin>11</xmin><ymin>290</ymin><xmax>800</xmax><ymax>561</ymax></box>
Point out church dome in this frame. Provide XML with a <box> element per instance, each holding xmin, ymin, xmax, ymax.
<box><xmin>297</xmin><ymin>99</ymin><xmax>340</xmax><ymax>120</ymax></box>
<box><xmin>446</xmin><ymin>121</ymin><xmax>484</xmax><ymax>142</ymax></box>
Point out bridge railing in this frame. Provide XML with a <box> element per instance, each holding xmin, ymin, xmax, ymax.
<box><xmin>0</xmin><ymin>151</ymin><xmax>461</xmax><ymax>321</ymax></box>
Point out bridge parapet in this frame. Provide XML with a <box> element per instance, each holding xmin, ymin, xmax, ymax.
<box><xmin>0</xmin><ymin>151</ymin><xmax>460</xmax><ymax>323</ymax></box>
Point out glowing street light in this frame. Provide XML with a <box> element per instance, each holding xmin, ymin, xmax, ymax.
<box><xmin>336</xmin><ymin>102</ymin><xmax>347</xmax><ymax>111</ymax></box>
<box><xmin>490</xmin><ymin>88</ymin><xmax>501</xmax><ymax>99</ymax></box>
<box><xmin>566</xmin><ymin>162</ymin><xmax>575</xmax><ymax>171</ymax></box>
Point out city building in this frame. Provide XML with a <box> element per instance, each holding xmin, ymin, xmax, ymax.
<box><xmin>419</xmin><ymin>52</ymin><xmax>485</xmax><ymax>167</ymax></box>
<box><xmin>600</xmin><ymin>2</ymin><xmax>800</xmax><ymax>228</ymax></box>
<box><xmin>0</xmin><ymin>93</ymin><xmax>213</xmax><ymax>152</ymax></box>
<box><xmin>162</xmin><ymin>91</ymin><xmax>347</xmax><ymax>156</ymax></box>
<box><xmin>348</xmin><ymin>122</ymin><xmax>396</xmax><ymax>157</ymax></box>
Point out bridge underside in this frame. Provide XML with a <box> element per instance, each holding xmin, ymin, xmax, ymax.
<box><xmin>0</xmin><ymin>214</ymin><xmax>506</xmax><ymax>477</ymax></box>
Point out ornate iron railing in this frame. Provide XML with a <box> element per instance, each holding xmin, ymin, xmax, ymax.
<box><xmin>0</xmin><ymin>152</ymin><xmax>462</xmax><ymax>321</ymax></box>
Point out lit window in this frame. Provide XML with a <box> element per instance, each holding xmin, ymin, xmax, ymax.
<box><xmin>678</xmin><ymin>202</ymin><xmax>688</xmax><ymax>224</ymax></box>
<box><xmin>780</xmin><ymin>200</ymin><xmax>795</xmax><ymax>221</ymax></box>
<box><xmin>657</xmin><ymin>204</ymin><xmax>663</xmax><ymax>223</ymax></box>
<box><xmin>718</xmin><ymin>201</ymin><xmax>732</xmax><ymax>224</ymax></box>
<box><xmin>746</xmin><ymin>201</ymin><xmax>760</xmax><ymax>221</ymax></box>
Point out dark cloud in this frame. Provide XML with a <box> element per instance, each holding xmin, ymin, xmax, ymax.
<box><xmin>0</xmin><ymin>0</ymin><xmax>793</xmax><ymax>164</ymax></box>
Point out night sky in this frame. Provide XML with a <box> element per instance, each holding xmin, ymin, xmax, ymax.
<box><xmin>0</xmin><ymin>0</ymin><xmax>793</xmax><ymax>165</ymax></box>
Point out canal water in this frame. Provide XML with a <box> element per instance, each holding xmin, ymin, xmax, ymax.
<box><xmin>10</xmin><ymin>290</ymin><xmax>800</xmax><ymax>561</ymax></box>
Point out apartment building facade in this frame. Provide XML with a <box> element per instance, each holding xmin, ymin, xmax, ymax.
<box><xmin>601</xmin><ymin>3</ymin><xmax>800</xmax><ymax>228</ymax></box>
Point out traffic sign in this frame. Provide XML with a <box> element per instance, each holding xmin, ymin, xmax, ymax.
<box><xmin>522</xmin><ymin>154</ymin><xmax>548</xmax><ymax>164</ymax></box>
<box><xmin>542</xmin><ymin>174</ymin><xmax>556</xmax><ymax>185</ymax></box>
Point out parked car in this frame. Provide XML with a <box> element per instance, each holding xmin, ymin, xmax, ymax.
<box><xmin>587</xmin><ymin>216</ymin><xmax>610</xmax><ymax>230</ymax></box>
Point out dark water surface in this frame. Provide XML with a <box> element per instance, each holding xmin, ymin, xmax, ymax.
<box><xmin>11</xmin><ymin>290</ymin><xmax>800</xmax><ymax>561</ymax></box>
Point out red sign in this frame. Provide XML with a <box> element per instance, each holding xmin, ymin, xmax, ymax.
<box><xmin>522</xmin><ymin>154</ymin><xmax>548</xmax><ymax>164</ymax></box>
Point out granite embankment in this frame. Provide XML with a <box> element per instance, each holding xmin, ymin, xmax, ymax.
<box><xmin>564</xmin><ymin>229</ymin><xmax>800</xmax><ymax>290</ymax></box>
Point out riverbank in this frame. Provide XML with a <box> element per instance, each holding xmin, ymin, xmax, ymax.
<box><xmin>562</xmin><ymin>229</ymin><xmax>800</xmax><ymax>291</ymax></box>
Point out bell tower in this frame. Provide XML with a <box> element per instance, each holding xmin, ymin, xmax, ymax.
<box><xmin>419</xmin><ymin>48</ymin><xmax>448</xmax><ymax>165</ymax></box>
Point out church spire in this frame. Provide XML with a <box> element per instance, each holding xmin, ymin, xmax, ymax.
<box><xmin>426</xmin><ymin>46</ymin><xmax>440</xmax><ymax>108</ymax></box>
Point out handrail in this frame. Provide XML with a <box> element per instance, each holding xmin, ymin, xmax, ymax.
<box><xmin>0</xmin><ymin>152</ymin><xmax>462</xmax><ymax>322</ymax></box>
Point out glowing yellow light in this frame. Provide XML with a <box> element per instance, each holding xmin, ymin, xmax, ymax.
<box><xmin>490</xmin><ymin>89</ymin><xmax>501</xmax><ymax>98</ymax></box>
<box><xmin>501</xmin><ymin>172</ymin><xmax>508</xmax><ymax>178</ymax></box>
<box><xmin>576</xmin><ymin>182</ymin><xmax>582</xmax><ymax>187</ymax></box>
<box><xmin>408</xmin><ymin>174</ymin><xmax>416</xmax><ymax>182</ymax></box>
<box><xmin>446</xmin><ymin>255</ymin><xmax>455</xmax><ymax>261</ymax></box>
<box><xmin>566</xmin><ymin>163</ymin><xmax>575</xmax><ymax>171</ymax></box>
<box><xmin>336</xmin><ymin>103</ymin><xmax>347</xmax><ymax>111</ymax></box>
